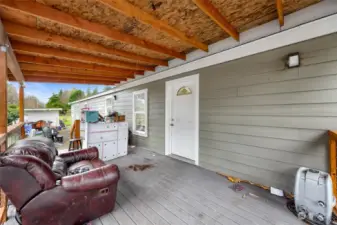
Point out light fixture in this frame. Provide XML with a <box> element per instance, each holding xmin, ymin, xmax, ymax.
<box><xmin>113</xmin><ymin>95</ymin><xmax>117</xmax><ymax>100</ymax></box>
<box><xmin>287</xmin><ymin>53</ymin><xmax>300</xmax><ymax>68</ymax></box>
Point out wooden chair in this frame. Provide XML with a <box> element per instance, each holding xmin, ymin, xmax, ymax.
<box><xmin>68</xmin><ymin>138</ymin><xmax>82</xmax><ymax>151</ymax></box>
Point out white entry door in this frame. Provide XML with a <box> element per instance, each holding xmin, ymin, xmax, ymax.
<box><xmin>165</xmin><ymin>74</ymin><xmax>199</xmax><ymax>164</ymax></box>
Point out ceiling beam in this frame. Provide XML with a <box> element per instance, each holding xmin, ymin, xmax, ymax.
<box><xmin>8</xmin><ymin>76</ymin><xmax>117</xmax><ymax>85</ymax></box>
<box><xmin>0</xmin><ymin>18</ymin><xmax>24</xmax><ymax>83</ymax></box>
<box><xmin>4</xmin><ymin>21</ymin><xmax>168</xmax><ymax>67</ymax></box>
<box><xmin>276</xmin><ymin>0</ymin><xmax>284</xmax><ymax>27</ymax></box>
<box><xmin>12</xmin><ymin>41</ymin><xmax>155</xmax><ymax>71</ymax></box>
<box><xmin>16</xmin><ymin>54</ymin><xmax>144</xmax><ymax>75</ymax></box>
<box><xmin>192</xmin><ymin>0</ymin><xmax>239</xmax><ymax>41</ymax></box>
<box><xmin>98</xmin><ymin>0</ymin><xmax>208</xmax><ymax>52</ymax></box>
<box><xmin>20</xmin><ymin>71</ymin><xmax>125</xmax><ymax>82</ymax></box>
<box><xmin>0</xmin><ymin>0</ymin><xmax>186</xmax><ymax>60</ymax></box>
<box><xmin>19</xmin><ymin>63</ymin><xmax>135</xmax><ymax>78</ymax></box>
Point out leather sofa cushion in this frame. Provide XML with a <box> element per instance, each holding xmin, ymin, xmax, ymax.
<box><xmin>62</xmin><ymin>164</ymin><xmax>119</xmax><ymax>192</ymax></box>
<box><xmin>0</xmin><ymin>155</ymin><xmax>56</xmax><ymax>190</ymax></box>
<box><xmin>8</xmin><ymin>137</ymin><xmax>57</xmax><ymax>167</ymax></box>
<box><xmin>52</xmin><ymin>156</ymin><xmax>68</xmax><ymax>179</ymax></box>
<box><xmin>59</xmin><ymin>147</ymin><xmax>98</xmax><ymax>165</ymax></box>
<box><xmin>68</xmin><ymin>159</ymin><xmax>105</xmax><ymax>175</ymax></box>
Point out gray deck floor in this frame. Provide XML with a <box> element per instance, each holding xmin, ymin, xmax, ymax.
<box><xmin>95</xmin><ymin>148</ymin><xmax>303</xmax><ymax>225</ymax></box>
<box><xmin>5</xmin><ymin>148</ymin><xmax>304</xmax><ymax>225</ymax></box>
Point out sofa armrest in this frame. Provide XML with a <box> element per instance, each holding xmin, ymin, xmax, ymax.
<box><xmin>59</xmin><ymin>147</ymin><xmax>99</xmax><ymax>165</ymax></box>
<box><xmin>61</xmin><ymin>164</ymin><xmax>119</xmax><ymax>192</ymax></box>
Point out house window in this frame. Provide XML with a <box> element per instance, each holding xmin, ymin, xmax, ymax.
<box><xmin>105</xmin><ymin>97</ymin><xmax>113</xmax><ymax>116</ymax></box>
<box><xmin>133</xmin><ymin>89</ymin><xmax>148</xmax><ymax>137</ymax></box>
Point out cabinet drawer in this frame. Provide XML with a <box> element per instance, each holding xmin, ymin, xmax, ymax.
<box><xmin>118</xmin><ymin>122</ymin><xmax>128</xmax><ymax>129</ymax></box>
<box><xmin>88</xmin><ymin>131</ymin><xmax>118</xmax><ymax>143</ymax></box>
<box><xmin>89</xmin><ymin>123</ymin><xmax>118</xmax><ymax>132</ymax></box>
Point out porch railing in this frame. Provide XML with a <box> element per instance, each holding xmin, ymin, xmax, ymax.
<box><xmin>0</xmin><ymin>122</ymin><xmax>24</xmax><ymax>224</ymax></box>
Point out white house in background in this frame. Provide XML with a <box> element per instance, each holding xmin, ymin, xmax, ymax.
<box><xmin>24</xmin><ymin>108</ymin><xmax>62</xmax><ymax>126</ymax></box>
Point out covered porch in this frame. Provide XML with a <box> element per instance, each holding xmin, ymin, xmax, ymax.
<box><xmin>5</xmin><ymin>148</ymin><xmax>303</xmax><ymax>225</ymax></box>
<box><xmin>1</xmin><ymin>0</ymin><xmax>337</xmax><ymax>224</ymax></box>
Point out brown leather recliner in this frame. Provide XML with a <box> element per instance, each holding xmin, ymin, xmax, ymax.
<box><xmin>0</xmin><ymin>137</ymin><xmax>120</xmax><ymax>225</ymax></box>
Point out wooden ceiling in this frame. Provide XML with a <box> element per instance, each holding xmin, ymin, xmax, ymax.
<box><xmin>1</xmin><ymin>0</ymin><xmax>320</xmax><ymax>85</ymax></box>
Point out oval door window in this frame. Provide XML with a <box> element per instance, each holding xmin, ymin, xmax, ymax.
<box><xmin>177</xmin><ymin>86</ymin><xmax>192</xmax><ymax>96</ymax></box>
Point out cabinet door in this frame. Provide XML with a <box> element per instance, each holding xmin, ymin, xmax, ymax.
<box><xmin>118</xmin><ymin>137</ymin><xmax>128</xmax><ymax>157</ymax></box>
<box><xmin>103</xmin><ymin>141</ymin><xmax>118</xmax><ymax>161</ymax></box>
<box><xmin>88</xmin><ymin>142</ymin><xmax>103</xmax><ymax>160</ymax></box>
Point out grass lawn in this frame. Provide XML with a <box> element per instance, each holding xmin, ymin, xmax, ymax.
<box><xmin>60</xmin><ymin>114</ymin><xmax>72</xmax><ymax>128</ymax></box>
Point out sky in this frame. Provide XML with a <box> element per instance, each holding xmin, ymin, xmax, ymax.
<box><xmin>9</xmin><ymin>82</ymin><xmax>111</xmax><ymax>103</ymax></box>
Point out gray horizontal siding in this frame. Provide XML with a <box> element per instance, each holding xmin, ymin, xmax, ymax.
<box><xmin>70</xmin><ymin>34</ymin><xmax>337</xmax><ymax>192</ymax></box>
<box><xmin>198</xmin><ymin>35</ymin><xmax>337</xmax><ymax>192</ymax></box>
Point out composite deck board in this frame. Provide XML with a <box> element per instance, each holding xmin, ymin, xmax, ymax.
<box><xmin>5</xmin><ymin>149</ymin><xmax>304</xmax><ymax>225</ymax></box>
<box><xmin>99</xmin><ymin>213</ymin><xmax>119</xmax><ymax>225</ymax></box>
<box><xmin>117</xmin><ymin>184</ymin><xmax>170</xmax><ymax>225</ymax></box>
<box><xmin>116</xmin><ymin>191</ymin><xmax>153</xmax><ymax>225</ymax></box>
<box><xmin>118</xmin><ymin>152</ymin><xmax>271</xmax><ymax>225</ymax></box>
<box><xmin>112</xmin><ymin>203</ymin><xmax>137</xmax><ymax>225</ymax></box>
<box><xmin>98</xmin><ymin>149</ymin><xmax>304</xmax><ymax>225</ymax></box>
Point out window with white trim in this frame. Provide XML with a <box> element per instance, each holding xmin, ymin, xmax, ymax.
<box><xmin>132</xmin><ymin>89</ymin><xmax>148</xmax><ymax>137</ymax></box>
<box><xmin>105</xmin><ymin>96</ymin><xmax>113</xmax><ymax>116</ymax></box>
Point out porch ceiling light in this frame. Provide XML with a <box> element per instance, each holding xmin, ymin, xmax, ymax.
<box><xmin>287</xmin><ymin>53</ymin><xmax>300</xmax><ymax>68</ymax></box>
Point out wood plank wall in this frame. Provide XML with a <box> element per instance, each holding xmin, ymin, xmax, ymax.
<box><xmin>72</xmin><ymin>33</ymin><xmax>337</xmax><ymax>192</ymax></box>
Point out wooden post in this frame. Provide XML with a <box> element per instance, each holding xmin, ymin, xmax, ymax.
<box><xmin>19</xmin><ymin>85</ymin><xmax>25</xmax><ymax>139</ymax></box>
<box><xmin>0</xmin><ymin>46</ymin><xmax>7</xmax><ymax>150</ymax></box>
<box><xmin>75</xmin><ymin>119</ymin><xmax>80</xmax><ymax>139</ymax></box>
<box><xmin>330</xmin><ymin>137</ymin><xmax>337</xmax><ymax>213</ymax></box>
<box><xmin>0</xmin><ymin>45</ymin><xmax>8</xmax><ymax>224</ymax></box>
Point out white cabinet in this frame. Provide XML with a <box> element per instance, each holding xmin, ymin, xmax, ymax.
<box><xmin>117</xmin><ymin>137</ymin><xmax>128</xmax><ymax>157</ymax></box>
<box><xmin>84</xmin><ymin>122</ymin><xmax>128</xmax><ymax>161</ymax></box>
<box><xmin>103</xmin><ymin>141</ymin><xmax>118</xmax><ymax>160</ymax></box>
<box><xmin>88</xmin><ymin>142</ymin><xmax>103</xmax><ymax>158</ymax></box>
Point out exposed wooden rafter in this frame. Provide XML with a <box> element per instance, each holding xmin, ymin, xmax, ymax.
<box><xmin>0</xmin><ymin>18</ymin><xmax>24</xmax><ymax>83</ymax></box>
<box><xmin>12</xmin><ymin>41</ymin><xmax>155</xmax><ymax>72</ymax></box>
<box><xmin>0</xmin><ymin>0</ymin><xmax>186</xmax><ymax>60</ymax></box>
<box><xmin>4</xmin><ymin>21</ymin><xmax>168</xmax><ymax>66</ymax></box>
<box><xmin>19</xmin><ymin>63</ymin><xmax>136</xmax><ymax>78</ymax></box>
<box><xmin>98</xmin><ymin>0</ymin><xmax>208</xmax><ymax>52</ymax></box>
<box><xmin>276</xmin><ymin>0</ymin><xmax>284</xmax><ymax>26</ymax></box>
<box><xmin>8</xmin><ymin>74</ymin><xmax>117</xmax><ymax>85</ymax></box>
<box><xmin>192</xmin><ymin>0</ymin><xmax>239</xmax><ymax>41</ymax></box>
<box><xmin>16</xmin><ymin>55</ymin><xmax>144</xmax><ymax>75</ymax></box>
<box><xmin>19</xmin><ymin>71</ymin><xmax>125</xmax><ymax>82</ymax></box>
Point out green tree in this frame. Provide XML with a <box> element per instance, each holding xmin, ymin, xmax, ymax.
<box><xmin>46</xmin><ymin>94</ymin><xmax>68</xmax><ymax>114</ymax></box>
<box><xmin>92</xmin><ymin>87</ymin><xmax>98</xmax><ymax>95</ymax></box>
<box><xmin>69</xmin><ymin>89</ymin><xmax>85</xmax><ymax>103</ymax></box>
<box><xmin>7</xmin><ymin>104</ymin><xmax>19</xmax><ymax>125</ymax></box>
<box><xmin>86</xmin><ymin>87</ymin><xmax>92</xmax><ymax>97</ymax></box>
<box><xmin>7</xmin><ymin>83</ymin><xmax>18</xmax><ymax>105</ymax></box>
<box><xmin>46</xmin><ymin>94</ymin><xmax>63</xmax><ymax>108</ymax></box>
<box><xmin>103</xmin><ymin>86</ymin><xmax>113</xmax><ymax>91</ymax></box>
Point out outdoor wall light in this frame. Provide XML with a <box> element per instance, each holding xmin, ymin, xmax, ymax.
<box><xmin>113</xmin><ymin>95</ymin><xmax>117</xmax><ymax>100</ymax></box>
<box><xmin>287</xmin><ymin>53</ymin><xmax>300</xmax><ymax>68</ymax></box>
